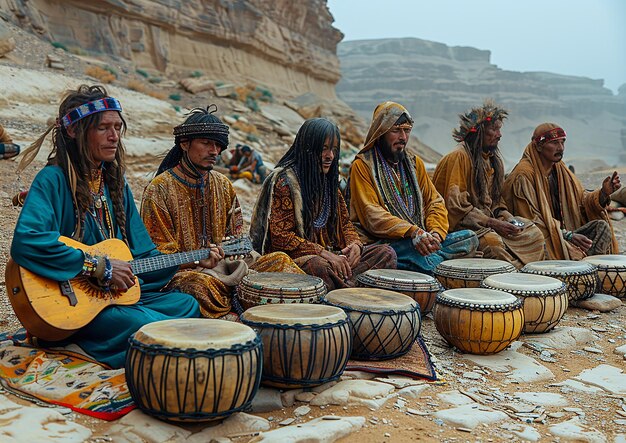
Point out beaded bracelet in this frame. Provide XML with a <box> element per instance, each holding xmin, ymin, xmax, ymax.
<box><xmin>81</xmin><ymin>253</ymin><xmax>99</xmax><ymax>276</ymax></box>
<box><xmin>562</xmin><ymin>230</ymin><xmax>574</xmax><ymax>242</ymax></box>
<box><xmin>100</xmin><ymin>256</ymin><xmax>113</xmax><ymax>287</ymax></box>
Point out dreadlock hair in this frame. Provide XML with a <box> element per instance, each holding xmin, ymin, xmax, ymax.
<box><xmin>462</xmin><ymin>121</ymin><xmax>505</xmax><ymax>207</ymax></box>
<box><xmin>157</xmin><ymin>105</ymin><xmax>229</xmax><ymax>175</ymax></box>
<box><xmin>49</xmin><ymin>84</ymin><xmax>128</xmax><ymax>242</ymax></box>
<box><xmin>277</xmin><ymin>118</ymin><xmax>341</xmax><ymax>244</ymax></box>
<box><xmin>453</xmin><ymin>100</ymin><xmax>508</xmax><ymax>207</ymax></box>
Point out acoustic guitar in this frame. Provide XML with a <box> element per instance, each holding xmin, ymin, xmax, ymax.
<box><xmin>5</xmin><ymin>235</ymin><xmax>253</xmax><ymax>342</ymax></box>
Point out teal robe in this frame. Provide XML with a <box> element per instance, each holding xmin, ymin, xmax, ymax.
<box><xmin>10</xmin><ymin>166</ymin><xmax>201</xmax><ymax>368</ymax></box>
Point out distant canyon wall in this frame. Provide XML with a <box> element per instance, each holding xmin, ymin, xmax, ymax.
<box><xmin>0</xmin><ymin>0</ymin><xmax>343</xmax><ymax>99</ymax></box>
<box><xmin>337</xmin><ymin>38</ymin><xmax>626</xmax><ymax>169</ymax></box>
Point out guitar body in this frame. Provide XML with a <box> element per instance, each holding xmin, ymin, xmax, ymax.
<box><xmin>5</xmin><ymin>237</ymin><xmax>140</xmax><ymax>341</ymax></box>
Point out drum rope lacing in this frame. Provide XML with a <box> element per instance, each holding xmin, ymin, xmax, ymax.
<box><xmin>435</xmin><ymin>294</ymin><xmax>523</xmax><ymax>312</ymax></box>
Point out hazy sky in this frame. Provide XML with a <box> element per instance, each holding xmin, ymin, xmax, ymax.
<box><xmin>327</xmin><ymin>0</ymin><xmax>626</xmax><ymax>94</ymax></box>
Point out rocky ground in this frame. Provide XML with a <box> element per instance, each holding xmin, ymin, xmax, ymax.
<box><xmin>1</xmin><ymin>153</ymin><xmax>626</xmax><ymax>442</ymax></box>
<box><xmin>2</xmin><ymin>19</ymin><xmax>626</xmax><ymax>443</ymax></box>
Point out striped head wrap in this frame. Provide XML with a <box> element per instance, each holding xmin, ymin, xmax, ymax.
<box><xmin>61</xmin><ymin>97</ymin><xmax>122</xmax><ymax>128</ymax></box>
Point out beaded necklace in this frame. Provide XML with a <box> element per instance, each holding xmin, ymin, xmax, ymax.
<box><xmin>86</xmin><ymin>165</ymin><xmax>114</xmax><ymax>239</ymax></box>
<box><xmin>374</xmin><ymin>146</ymin><xmax>415</xmax><ymax>220</ymax></box>
<box><xmin>313</xmin><ymin>177</ymin><xmax>331</xmax><ymax>229</ymax></box>
<box><xmin>170</xmin><ymin>155</ymin><xmax>211</xmax><ymax>248</ymax></box>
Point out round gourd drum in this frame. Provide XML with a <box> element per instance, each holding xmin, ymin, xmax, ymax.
<box><xmin>434</xmin><ymin>288</ymin><xmax>524</xmax><ymax>355</ymax></box>
<box><xmin>582</xmin><ymin>255</ymin><xmax>626</xmax><ymax>298</ymax></box>
<box><xmin>237</xmin><ymin>272</ymin><xmax>327</xmax><ymax>310</ymax></box>
<box><xmin>240</xmin><ymin>304</ymin><xmax>351</xmax><ymax>388</ymax></box>
<box><xmin>434</xmin><ymin>258</ymin><xmax>517</xmax><ymax>289</ymax></box>
<box><xmin>481</xmin><ymin>273</ymin><xmax>568</xmax><ymax>333</ymax></box>
<box><xmin>324</xmin><ymin>288</ymin><xmax>421</xmax><ymax>360</ymax></box>
<box><xmin>521</xmin><ymin>260</ymin><xmax>598</xmax><ymax>302</ymax></box>
<box><xmin>126</xmin><ymin>319</ymin><xmax>262</xmax><ymax>422</ymax></box>
<box><xmin>356</xmin><ymin>269</ymin><xmax>442</xmax><ymax>316</ymax></box>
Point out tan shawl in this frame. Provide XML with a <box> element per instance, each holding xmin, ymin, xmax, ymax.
<box><xmin>502</xmin><ymin>123</ymin><xmax>617</xmax><ymax>259</ymax></box>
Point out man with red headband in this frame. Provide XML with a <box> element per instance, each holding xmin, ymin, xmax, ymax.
<box><xmin>503</xmin><ymin>123</ymin><xmax>620</xmax><ymax>260</ymax></box>
<box><xmin>432</xmin><ymin>100</ymin><xmax>545</xmax><ymax>268</ymax></box>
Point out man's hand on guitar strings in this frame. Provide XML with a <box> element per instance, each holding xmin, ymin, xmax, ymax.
<box><xmin>108</xmin><ymin>258</ymin><xmax>136</xmax><ymax>292</ymax></box>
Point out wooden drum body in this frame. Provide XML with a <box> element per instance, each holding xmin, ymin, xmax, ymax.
<box><xmin>240</xmin><ymin>304</ymin><xmax>351</xmax><ymax>388</ymax></box>
<box><xmin>434</xmin><ymin>258</ymin><xmax>516</xmax><ymax>289</ymax></box>
<box><xmin>324</xmin><ymin>288</ymin><xmax>421</xmax><ymax>360</ymax></box>
<box><xmin>126</xmin><ymin>319</ymin><xmax>262</xmax><ymax>422</ymax></box>
<box><xmin>356</xmin><ymin>269</ymin><xmax>442</xmax><ymax>316</ymax></box>
<box><xmin>521</xmin><ymin>260</ymin><xmax>598</xmax><ymax>302</ymax></box>
<box><xmin>481</xmin><ymin>273</ymin><xmax>568</xmax><ymax>333</ymax></box>
<box><xmin>583</xmin><ymin>255</ymin><xmax>626</xmax><ymax>298</ymax></box>
<box><xmin>237</xmin><ymin>272</ymin><xmax>326</xmax><ymax>310</ymax></box>
<box><xmin>434</xmin><ymin>288</ymin><xmax>524</xmax><ymax>355</ymax></box>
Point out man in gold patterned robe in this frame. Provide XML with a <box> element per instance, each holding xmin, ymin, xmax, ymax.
<box><xmin>141</xmin><ymin>106</ymin><xmax>302</xmax><ymax>318</ymax></box>
<box><xmin>503</xmin><ymin>123</ymin><xmax>619</xmax><ymax>260</ymax></box>
<box><xmin>349</xmin><ymin>101</ymin><xmax>478</xmax><ymax>273</ymax></box>
<box><xmin>432</xmin><ymin>100</ymin><xmax>545</xmax><ymax>268</ymax></box>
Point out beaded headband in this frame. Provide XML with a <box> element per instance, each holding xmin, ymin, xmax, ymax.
<box><xmin>61</xmin><ymin>97</ymin><xmax>122</xmax><ymax>128</ymax></box>
<box><xmin>172</xmin><ymin>122</ymin><xmax>229</xmax><ymax>139</ymax></box>
<box><xmin>533</xmin><ymin>127</ymin><xmax>566</xmax><ymax>145</ymax></box>
<box><xmin>452</xmin><ymin>100</ymin><xmax>508</xmax><ymax>142</ymax></box>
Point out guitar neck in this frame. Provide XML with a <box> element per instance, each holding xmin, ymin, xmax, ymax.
<box><xmin>131</xmin><ymin>249</ymin><xmax>212</xmax><ymax>275</ymax></box>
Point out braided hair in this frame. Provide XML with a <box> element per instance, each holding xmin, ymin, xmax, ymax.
<box><xmin>277</xmin><ymin>118</ymin><xmax>341</xmax><ymax>244</ymax></box>
<box><xmin>50</xmin><ymin>84</ymin><xmax>128</xmax><ymax>242</ymax></box>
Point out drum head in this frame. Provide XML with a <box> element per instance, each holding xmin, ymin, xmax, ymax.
<box><xmin>357</xmin><ymin>269</ymin><xmax>440</xmax><ymax>291</ymax></box>
<box><xmin>482</xmin><ymin>272</ymin><xmax>564</xmax><ymax>291</ymax></box>
<box><xmin>522</xmin><ymin>260</ymin><xmax>595</xmax><ymax>274</ymax></box>
<box><xmin>438</xmin><ymin>288</ymin><xmax>519</xmax><ymax>306</ymax></box>
<box><xmin>583</xmin><ymin>255</ymin><xmax>626</xmax><ymax>268</ymax></box>
<box><xmin>241</xmin><ymin>303</ymin><xmax>346</xmax><ymax>325</ymax></box>
<box><xmin>325</xmin><ymin>288</ymin><xmax>418</xmax><ymax>312</ymax></box>
<box><xmin>134</xmin><ymin>318</ymin><xmax>256</xmax><ymax>349</ymax></box>
<box><xmin>243</xmin><ymin>272</ymin><xmax>325</xmax><ymax>290</ymax></box>
<box><xmin>435</xmin><ymin>258</ymin><xmax>516</xmax><ymax>277</ymax></box>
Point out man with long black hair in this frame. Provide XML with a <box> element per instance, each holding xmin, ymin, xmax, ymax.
<box><xmin>432</xmin><ymin>100</ymin><xmax>545</xmax><ymax>267</ymax></box>
<box><xmin>251</xmin><ymin>117</ymin><xmax>396</xmax><ymax>290</ymax></box>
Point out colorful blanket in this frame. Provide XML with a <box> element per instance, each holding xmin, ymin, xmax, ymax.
<box><xmin>346</xmin><ymin>336</ymin><xmax>438</xmax><ymax>381</ymax></box>
<box><xmin>0</xmin><ymin>329</ymin><xmax>135</xmax><ymax>420</ymax></box>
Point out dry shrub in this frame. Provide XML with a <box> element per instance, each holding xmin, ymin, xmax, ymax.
<box><xmin>232</xmin><ymin>120</ymin><xmax>258</xmax><ymax>135</ymax></box>
<box><xmin>127</xmin><ymin>79</ymin><xmax>166</xmax><ymax>100</ymax></box>
<box><xmin>85</xmin><ymin>66</ymin><xmax>116</xmax><ymax>84</ymax></box>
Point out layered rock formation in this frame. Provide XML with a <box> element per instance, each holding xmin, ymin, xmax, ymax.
<box><xmin>0</xmin><ymin>0</ymin><xmax>343</xmax><ymax>99</ymax></box>
<box><xmin>337</xmin><ymin>38</ymin><xmax>626</xmax><ymax>170</ymax></box>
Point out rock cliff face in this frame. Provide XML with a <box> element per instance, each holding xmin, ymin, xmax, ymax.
<box><xmin>337</xmin><ymin>38</ymin><xmax>626</xmax><ymax>170</ymax></box>
<box><xmin>0</xmin><ymin>0</ymin><xmax>342</xmax><ymax>99</ymax></box>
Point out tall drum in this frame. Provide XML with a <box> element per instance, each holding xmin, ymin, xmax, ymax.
<box><xmin>434</xmin><ymin>258</ymin><xmax>516</xmax><ymax>289</ymax></box>
<box><xmin>481</xmin><ymin>273</ymin><xmax>568</xmax><ymax>333</ymax></box>
<box><xmin>434</xmin><ymin>288</ymin><xmax>524</xmax><ymax>355</ymax></box>
<box><xmin>237</xmin><ymin>272</ymin><xmax>326</xmax><ymax>310</ymax></box>
<box><xmin>126</xmin><ymin>319</ymin><xmax>262</xmax><ymax>422</ymax></box>
<box><xmin>356</xmin><ymin>269</ymin><xmax>442</xmax><ymax>316</ymax></box>
<box><xmin>521</xmin><ymin>260</ymin><xmax>598</xmax><ymax>302</ymax></box>
<box><xmin>240</xmin><ymin>304</ymin><xmax>351</xmax><ymax>388</ymax></box>
<box><xmin>582</xmin><ymin>255</ymin><xmax>626</xmax><ymax>298</ymax></box>
<box><xmin>324</xmin><ymin>288</ymin><xmax>421</xmax><ymax>360</ymax></box>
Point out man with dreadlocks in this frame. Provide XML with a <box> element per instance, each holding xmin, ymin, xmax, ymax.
<box><xmin>349</xmin><ymin>101</ymin><xmax>478</xmax><ymax>273</ymax></box>
<box><xmin>502</xmin><ymin>123</ymin><xmax>619</xmax><ymax>260</ymax></box>
<box><xmin>251</xmin><ymin>117</ymin><xmax>396</xmax><ymax>290</ymax></box>
<box><xmin>432</xmin><ymin>100</ymin><xmax>545</xmax><ymax>268</ymax></box>
<box><xmin>10</xmin><ymin>85</ymin><xmax>200</xmax><ymax>368</ymax></box>
<box><xmin>141</xmin><ymin>106</ymin><xmax>302</xmax><ymax>318</ymax></box>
